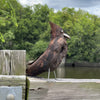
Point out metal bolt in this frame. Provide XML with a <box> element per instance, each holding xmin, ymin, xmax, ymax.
<box><xmin>6</xmin><ymin>94</ymin><xmax>15</xmax><ymax>100</ymax></box>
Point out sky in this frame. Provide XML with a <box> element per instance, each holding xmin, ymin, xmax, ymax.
<box><xmin>18</xmin><ymin>0</ymin><xmax>100</xmax><ymax>16</ymax></box>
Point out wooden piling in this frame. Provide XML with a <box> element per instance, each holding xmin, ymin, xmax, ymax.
<box><xmin>0</xmin><ymin>50</ymin><xmax>26</xmax><ymax>75</ymax></box>
<box><xmin>0</xmin><ymin>50</ymin><xmax>26</xmax><ymax>100</ymax></box>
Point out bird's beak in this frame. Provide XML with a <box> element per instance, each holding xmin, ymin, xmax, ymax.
<box><xmin>63</xmin><ymin>33</ymin><xmax>70</xmax><ymax>39</ymax></box>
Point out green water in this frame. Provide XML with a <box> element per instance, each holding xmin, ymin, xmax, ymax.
<box><xmin>38</xmin><ymin>66</ymin><xmax>100</xmax><ymax>79</ymax></box>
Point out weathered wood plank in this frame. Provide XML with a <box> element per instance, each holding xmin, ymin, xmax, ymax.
<box><xmin>0</xmin><ymin>50</ymin><xmax>26</xmax><ymax>75</ymax></box>
<box><xmin>0</xmin><ymin>75</ymin><xmax>26</xmax><ymax>100</ymax></box>
<box><xmin>10</xmin><ymin>50</ymin><xmax>26</xmax><ymax>75</ymax></box>
<box><xmin>0</xmin><ymin>50</ymin><xmax>26</xmax><ymax>100</ymax></box>
<box><xmin>27</xmin><ymin>77</ymin><xmax>100</xmax><ymax>100</ymax></box>
<box><xmin>0</xmin><ymin>50</ymin><xmax>11</xmax><ymax>75</ymax></box>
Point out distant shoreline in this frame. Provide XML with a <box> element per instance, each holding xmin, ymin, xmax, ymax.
<box><xmin>65</xmin><ymin>62</ymin><xmax>100</xmax><ymax>67</ymax></box>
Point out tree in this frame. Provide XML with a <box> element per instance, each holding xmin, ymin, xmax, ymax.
<box><xmin>0</xmin><ymin>0</ymin><xmax>18</xmax><ymax>49</ymax></box>
<box><xmin>0</xmin><ymin>1</ymin><xmax>99</xmax><ymax>63</ymax></box>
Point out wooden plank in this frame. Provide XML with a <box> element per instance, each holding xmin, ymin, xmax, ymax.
<box><xmin>0</xmin><ymin>50</ymin><xmax>26</xmax><ymax>100</ymax></box>
<box><xmin>27</xmin><ymin>77</ymin><xmax>100</xmax><ymax>100</ymax></box>
<box><xmin>0</xmin><ymin>50</ymin><xmax>11</xmax><ymax>75</ymax></box>
<box><xmin>0</xmin><ymin>75</ymin><xmax>26</xmax><ymax>100</ymax></box>
<box><xmin>10</xmin><ymin>50</ymin><xmax>26</xmax><ymax>75</ymax></box>
<box><xmin>27</xmin><ymin>77</ymin><xmax>100</xmax><ymax>83</ymax></box>
<box><xmin>0</xmin><ymin>50</ymin><xmax>26</xmax><ymax>75</ymax></box>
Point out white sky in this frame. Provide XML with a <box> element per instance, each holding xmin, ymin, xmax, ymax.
<box><xmin>18</xmin><ymin>0</ymin><xmax>100</xmax><ymax>16</ymax></box>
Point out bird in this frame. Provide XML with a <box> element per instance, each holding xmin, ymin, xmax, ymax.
<box><xmin>26</xmin><ymin>22</ymin><xmax>70</xmax><ymax>80</ymax></box>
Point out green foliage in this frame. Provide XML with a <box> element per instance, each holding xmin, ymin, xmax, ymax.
<box><xmin>0</xmin><ymin>1</ymin><xmax>100</xmax><ymax>63</ymax></box>
<box><xmin>29</xmin><ymin>40</ymin><xmax>49</xmax><ymax>60</ymax></box>
<box><xmin>0</xmin><ymin>32</ymin><xmax>5</xmax><ymax>42</ymax></box>
<box><xmin>0</xmin><ymin>0</ymin><xmax>18</xmax><ymax>49</ymax></box>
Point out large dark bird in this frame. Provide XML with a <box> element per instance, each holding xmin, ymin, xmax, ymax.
<box><xmin>26</xmin><ymin>22</ymin><xmax>70</xmax><ymax>79</ymax></box>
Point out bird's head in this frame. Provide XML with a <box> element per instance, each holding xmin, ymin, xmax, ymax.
<box><xmin>49</xmin><ymin>22</ymin><xmax>70</xmax><ymax>39</ymax></box>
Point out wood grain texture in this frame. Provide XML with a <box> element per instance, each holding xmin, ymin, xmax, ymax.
<box><xmin>0</xmin><ymin>50</ymin><xmax>11</xmax><ymax>75</ymax></box>
<box><xmin>10</xmin><ymin>50</ymin><xmax>26</xmax><ymax>75</ymax></box>
<box><xmin>0</xmin><ymin>50</ymin><xmax>26</xmax><ymax>75</ymax></box>
<box><xmin>27</xmin><ymin>77</ymin><xmax>100</xmax><ymax>100</ymax></box>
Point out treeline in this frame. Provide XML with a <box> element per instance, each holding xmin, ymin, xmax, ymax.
<box><xmin>0</xmin><ymin>0</ymin><xmax>100</xmax><ymax>63</ymax></box>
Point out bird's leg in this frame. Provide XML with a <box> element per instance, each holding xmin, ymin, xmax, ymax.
<box><xmin>48</xmin><ymin>67</ymin><xmax>50</xmax><ymax>80</ymax></box>
<box><xmin>53</xmin><ymin>71</ymin><xmax>57</xmax><ymax>80</ymax></box>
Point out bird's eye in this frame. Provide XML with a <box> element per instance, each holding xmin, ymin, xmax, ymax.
<box><xmin>61</xmin><ymin>30</ymin><xmax>63</xmax><ymax>33</ymax></box>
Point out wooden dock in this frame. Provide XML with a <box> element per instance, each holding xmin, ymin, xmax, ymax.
<box><xmin>27</xmin><ymin>77</ymin><xmax>100</xmax><ymax>100</ymax></box>
<box><xmin>1</xmin><ymin>50</ymin><xmax>100</xmax><ymax>100</ymax></box>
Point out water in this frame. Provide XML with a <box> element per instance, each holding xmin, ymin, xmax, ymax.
<box><xmin>38</xmin><ymin>66</ymin><xmax>100</xmax><ymax>79</ymax></box>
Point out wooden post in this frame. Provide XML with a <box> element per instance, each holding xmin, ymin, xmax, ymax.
<box><xmin>0</xmin><ymin>50</ymin><xmax>26</xmax><ymax>75</ymax></box>
<box><xmin>0</xmin><ymin>75</ymin><xmax>26</xmax><ymax>100</ymax></box>
<box><xmin>0</xmin><ymin>50</ymin><xmax>26</xmax><ymax>100</ymax></box>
